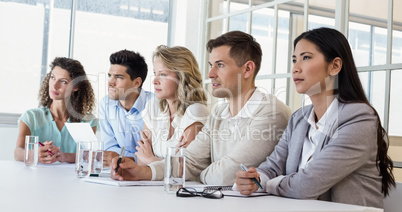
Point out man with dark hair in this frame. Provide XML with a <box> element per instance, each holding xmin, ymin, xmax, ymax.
<box><xmin>110</xmin><ymin>31</ymin><xmax>291</xmax><ymax>185</ymax></box>
<box><xmin>100</xmin><ymin>50</ymin><xmax>154</xmax><ymax>166</ymax></box>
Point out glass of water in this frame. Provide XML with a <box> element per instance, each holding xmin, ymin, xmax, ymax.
<box><xmin>75</xmin><ymin>141</ymin><xmax>92</xmax><ymax>178</ymax></box>
<box><xmin>24</xmin><ymin>136</ymin><xmax>39</xmax><ymax>167</ymax></box>
<box><xmin>91</xmin><ymin>141</ymin><xmax>104</xmax><ymax>174</ymax></box>
<box><xmin>164</xmin><ymin>147</ymin><xmax>186</xmax><ymax>193</ymax></box>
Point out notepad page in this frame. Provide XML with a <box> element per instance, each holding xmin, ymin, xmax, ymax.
<box><xmin>222</xmin><ymin>190</ymin><xmax>269</xmax><ymax>197</ymax></box>
<box><xmin>83</xmin><ymin>177</ymin><xmax>164</xmax><ymax>186</ymax></box>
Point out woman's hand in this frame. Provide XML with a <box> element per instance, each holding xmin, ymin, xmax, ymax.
<box><xmin>135</xmin><ymin>138</ymin><xmax>161</xmax><ymax>165</ymax></box>
<box><xmin>38</xmin><ymin>141</ymin><xmax>59</xmax><ymax>164</ymax></box>
<box><xmin>140</xmin><ymin>130</ymin><xmax>152</xmax><ymax>145</ymax></box>
<box><xmin>175</xmin><ymin>122</ymin><xmax>203</xmax><ymax>148</ymax></box>
<box><xmin>235</xmin><ymin>166</ymin><xmax>261</xmax><ymax>195</ymax></box>
<box><xmin>54</xmin><ymin>147</ymin><xmax>65</xmax><ymax>162</ymax></box>
<box><xmin>175</xmin><ymin>136</ymin><xmax>187</xmax><ymax>148</ymax></box>
<box><xmin>135</xmin><ymin>130</ymin><xmax>161</xmax><ymax>165</ymax></box>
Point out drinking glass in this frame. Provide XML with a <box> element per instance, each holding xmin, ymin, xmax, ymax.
<box><xmin>91</xmin><ymin>141</ymin><xmax>104</xmax><ymax>174</ymax></box>
<box><xmin>164</xmin><ymin>147</ymin><xmax>186</xmax><ymax>193</ymax></box>
<box><xmin>24</xmin><ymin>136</ymin><xmax>38</xmax><ymax>167</ymax></box>
<box><xmin>75</xmin><ymin>141</ymin><xmax>92</xmax><ymax>178</ymax></box>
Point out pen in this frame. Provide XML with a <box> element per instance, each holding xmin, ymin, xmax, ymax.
<box><xmin>38</xmin><ymin>141</ymin><xmax>54</xmax><ymax>156</ymax></box>
<box><xmin>114</xmin><ymin>146</ymin><xmax>125</xmax><ymax>173</ymax></box>
<box><xmin>240</xmin><ymin>163</ymin><xmax>263</xmax><ymax>190</ymax></box>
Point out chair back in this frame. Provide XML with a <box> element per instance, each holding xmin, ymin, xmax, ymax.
<box><xmin>384</xmin><ymin>182</ymin><xmax>402</xmax><ymax>212</ymax></box>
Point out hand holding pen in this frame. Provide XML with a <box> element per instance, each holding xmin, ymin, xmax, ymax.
<box><xmin>37</xmin><ymin>141</ymin><xmax>60</xmax><ymax>164</ymax></box>
<box><xmin>235</xmin><ymin>164</ymin><xmax>263</xmax><ymax>195</ymax></box>
<box><xmin>111</xmin><ymin>151</ymin><xmax>150</xmax><ymax>181</ymax></box>
<box><xmin>240</xmin><ymin>164</ymin><xmax>263</xmax><ymax>189</ymax></box>
<box><xmin>114</xmin><ymin>146</ymin><xmax>126</xmax><ymax>173</ymax></box>
<box><xmin>39</xmin><ymin>141</ymin><xmax>54</xmax><ymax>156</ymax></box>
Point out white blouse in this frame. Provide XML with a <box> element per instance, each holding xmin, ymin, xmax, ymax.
<box><xmin>299</xmin><ymin>98</ymin><xmax>338</xmax><ymax>169</ymax></box>
<box><xmin>141</xmin><ymin>99</ymin><xmax>210</xmax><ymax>158</ymax></box>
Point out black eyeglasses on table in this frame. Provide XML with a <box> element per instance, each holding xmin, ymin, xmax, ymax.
<box><xmin>176</xmin><ymin>187</ymin><xmax>224</xmax><ymax>199</ymax></box>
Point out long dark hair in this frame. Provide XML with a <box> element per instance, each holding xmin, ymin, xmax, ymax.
<box><xmin>39</xmin><ymin>57</ymin><xmax>95</xmax><ymax>122</ymax></box>
<box><xmin>294</xmin><ymin>27</ymin><xmax>395</xmax><ymax>196</ymax></box>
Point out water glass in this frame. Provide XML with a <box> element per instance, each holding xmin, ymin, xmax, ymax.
<box><xmin>91</xmin><ymin>141</ymin><xmax>104</xmax><ymax>174</ymax></box>
<box><xmin>75</xmin><ymin>141</ymin><xmax>92</xmax><ymax>178</ymax></box>
<box><xmin>164</xmin><ymin>147</ymin><xmax>186</xmax><ymax>193</ymax></box>
<box><xmin>24</xmin><ymin>136</ymin><xmax>38</xmax><ymax>167</ymax></box>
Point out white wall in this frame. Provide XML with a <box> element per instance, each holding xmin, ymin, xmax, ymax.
<box><xmin>0</xmin><ymin>125</ymin><xmax>18</xmax><ymax>161</ymax></box>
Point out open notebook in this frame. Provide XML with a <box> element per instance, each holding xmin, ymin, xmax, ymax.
<box><xmin>83</xmin><ymin>177</ymin><xmax>164</xmax><ymax>187</ymax></box>
<box><xmin>187</xmin><ymin>185</ymin><xmax>269</xmax><ymax>197</ymax></box>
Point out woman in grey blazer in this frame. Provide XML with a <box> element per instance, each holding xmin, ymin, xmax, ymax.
<box><xmin>235</xmin><ymin>27</ymin><xmax>395</xmax><ymax>208</ymax></box>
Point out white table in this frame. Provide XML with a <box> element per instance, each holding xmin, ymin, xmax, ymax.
<box><xmin>0</xmin><ymin>160</ymin><xmax>382</xmax><ymax>212</ymax></box>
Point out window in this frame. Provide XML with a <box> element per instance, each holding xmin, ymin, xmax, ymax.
<box><xmin>203</xmin><ymin>0</ymin><xmax>402</xmax><ymax>181</ymax></box>
<box><xmin>203</xmin><ymin>0</ymin><xmax>402</xmax><ymax>134</ymax></box>
<box><xmin>0</xmin><ymin>0</ymin><xmax>169</xmax><ymax>123</ymax></box>
<box><xmin>389</xmin><ymin>70</ymin><xmax>402</xmax><ymax>136</ymax></box>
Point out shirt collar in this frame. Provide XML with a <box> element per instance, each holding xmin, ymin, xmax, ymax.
<box><xmin>220</xmin><ymin>88</ymin><xmax>264</xmax><ymax>119</ymax></box>
<box><xmin>171</xmin><ymin>112</ymin><xmax>180</xmax><ymax>128</ymax></box>
<box><xmin>114</xmin><ymin>89</ymin><xmax>148</xmax><ymax>115</ymax></box>
<box><xmin>308</xmin><ymin>98</ymin><xmax>338</xmax><ymax>131</ymax></box>
<box><xmin>132</xmin><ymin>89</ymin><xmax>147</xmax><ymax>113</ymax></box>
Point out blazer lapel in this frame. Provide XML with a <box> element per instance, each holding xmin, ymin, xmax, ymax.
<box><xmin>286</xmin><ymin>106</ymin><xmax>313</xmax><ymax>173</ymax></box>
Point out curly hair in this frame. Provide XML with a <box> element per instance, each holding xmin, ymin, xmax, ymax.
<box><xmin>38</xmin><ymin>57</ymin><xmax>95</xmax><ymax>122</ymax></box>
<box><xmin>152</xmin><ymin>45</ymin><xmax>207</xmax><ymax>116</ymax></box>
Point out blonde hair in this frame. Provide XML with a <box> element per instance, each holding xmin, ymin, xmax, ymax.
<box><xmin>152</xmin><ymin>45</ymin><xmax>207</xmax><ymax>116</ymax></box>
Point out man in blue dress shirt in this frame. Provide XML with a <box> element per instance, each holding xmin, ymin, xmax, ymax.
<box><xmin>99</xmin><ymin>49</ymin><xmax>154</xmax><ymax>166</ymax></box>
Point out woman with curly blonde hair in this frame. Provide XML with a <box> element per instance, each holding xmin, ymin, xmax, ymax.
<box><xmin>135</xmin><ymin>45</ymin><xmax>209</xmax><ymax>165</ymax></box>
<box><xmin>14</xmin><ymin>57</ymin><xmax>97</xmax><ymax>164</ymax></box>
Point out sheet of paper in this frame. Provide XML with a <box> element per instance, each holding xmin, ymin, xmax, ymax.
<box><xmin>37</xmin><ymin>162</ymin><xmax>76</xmax><ymax>168</ymax></box>
<box><xmin>222</xmin><ymin>190</ymin><xmax>269</xmax><ymax>197</ymax></box>
<box><xmin>83</xmin><ymin>177</ymin><xmax>164</xmax><ymax>187</ymax></box>
<box><xmin>65</xmin><ymin>123</ymin><xmax>98</xmax><ymax>143</ymax></box>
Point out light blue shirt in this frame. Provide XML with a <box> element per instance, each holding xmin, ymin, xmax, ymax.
<box><xmin>18</xmin><ymin>107</ymin><xmax>98</xmax><ymax>153</ymax></box>
<box><xmin>99</xmin><ymin>89</ymin><xmax>154</xmax><ymax>158</ymax></box>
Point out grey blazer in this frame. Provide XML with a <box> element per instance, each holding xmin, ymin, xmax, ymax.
<box><xmin>257</xmin><ymin>101</ymin><xmax>383</xmax><ymax>208</ymax></box>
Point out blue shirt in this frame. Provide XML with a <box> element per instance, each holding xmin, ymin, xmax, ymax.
<box><xmin>99</xmin><ymin>89</ymin><xmax>154</xmax><ymax>158</ymax></box>
<box><xmin>18</xmin><ymin>107</ymin><xmax>98</xmax><ymax>153</ymax></box>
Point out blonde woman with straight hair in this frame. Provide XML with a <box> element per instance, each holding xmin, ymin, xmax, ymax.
<box><xmin>135</xmin><ymin>45</ymin><xmax>209</xmax><ymax>165</ymax></box>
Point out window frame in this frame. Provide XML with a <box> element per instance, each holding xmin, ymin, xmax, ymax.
<box><xmin>201</xmin><ymin>0</ymin><xmax>402</xmax><ymax>133</ymax></box>
<box><xmin>0</xmin><ymin>0</ymin><xmax>173</xmax><ymax>126</ymax></box>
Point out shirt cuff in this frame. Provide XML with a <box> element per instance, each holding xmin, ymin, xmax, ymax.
<box><xmin>147</xmin><ymin>160</ymin><xmax>166</xmax><ymax>181</ymax></box>
<box><xmin>265</xmin><ymin>175</ymin><xmax>285</xmax><ymax>195</ymax></box>
<box><xmin>232</xmin><ymin>183</ymin><xmax>239</xmax><ymax>191</ymax></box>
<box><xmin>258</xmin><ymin>171</ymin><xmax>270</xmax><ymax>191</ymax></box>
<box><xmin>147</xmin><ymin>163</ymin><xmax>157</xmax><ymax>181</ymax></box>
<box><xmin>105</xmin><ymin>146</ymin><xmax>120</xmax><ymax>154</ymax></box>
<box><xmin>124</xmin><ymin>151</ymin><xmax>135</xmax><ymax>158</ymax></box>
